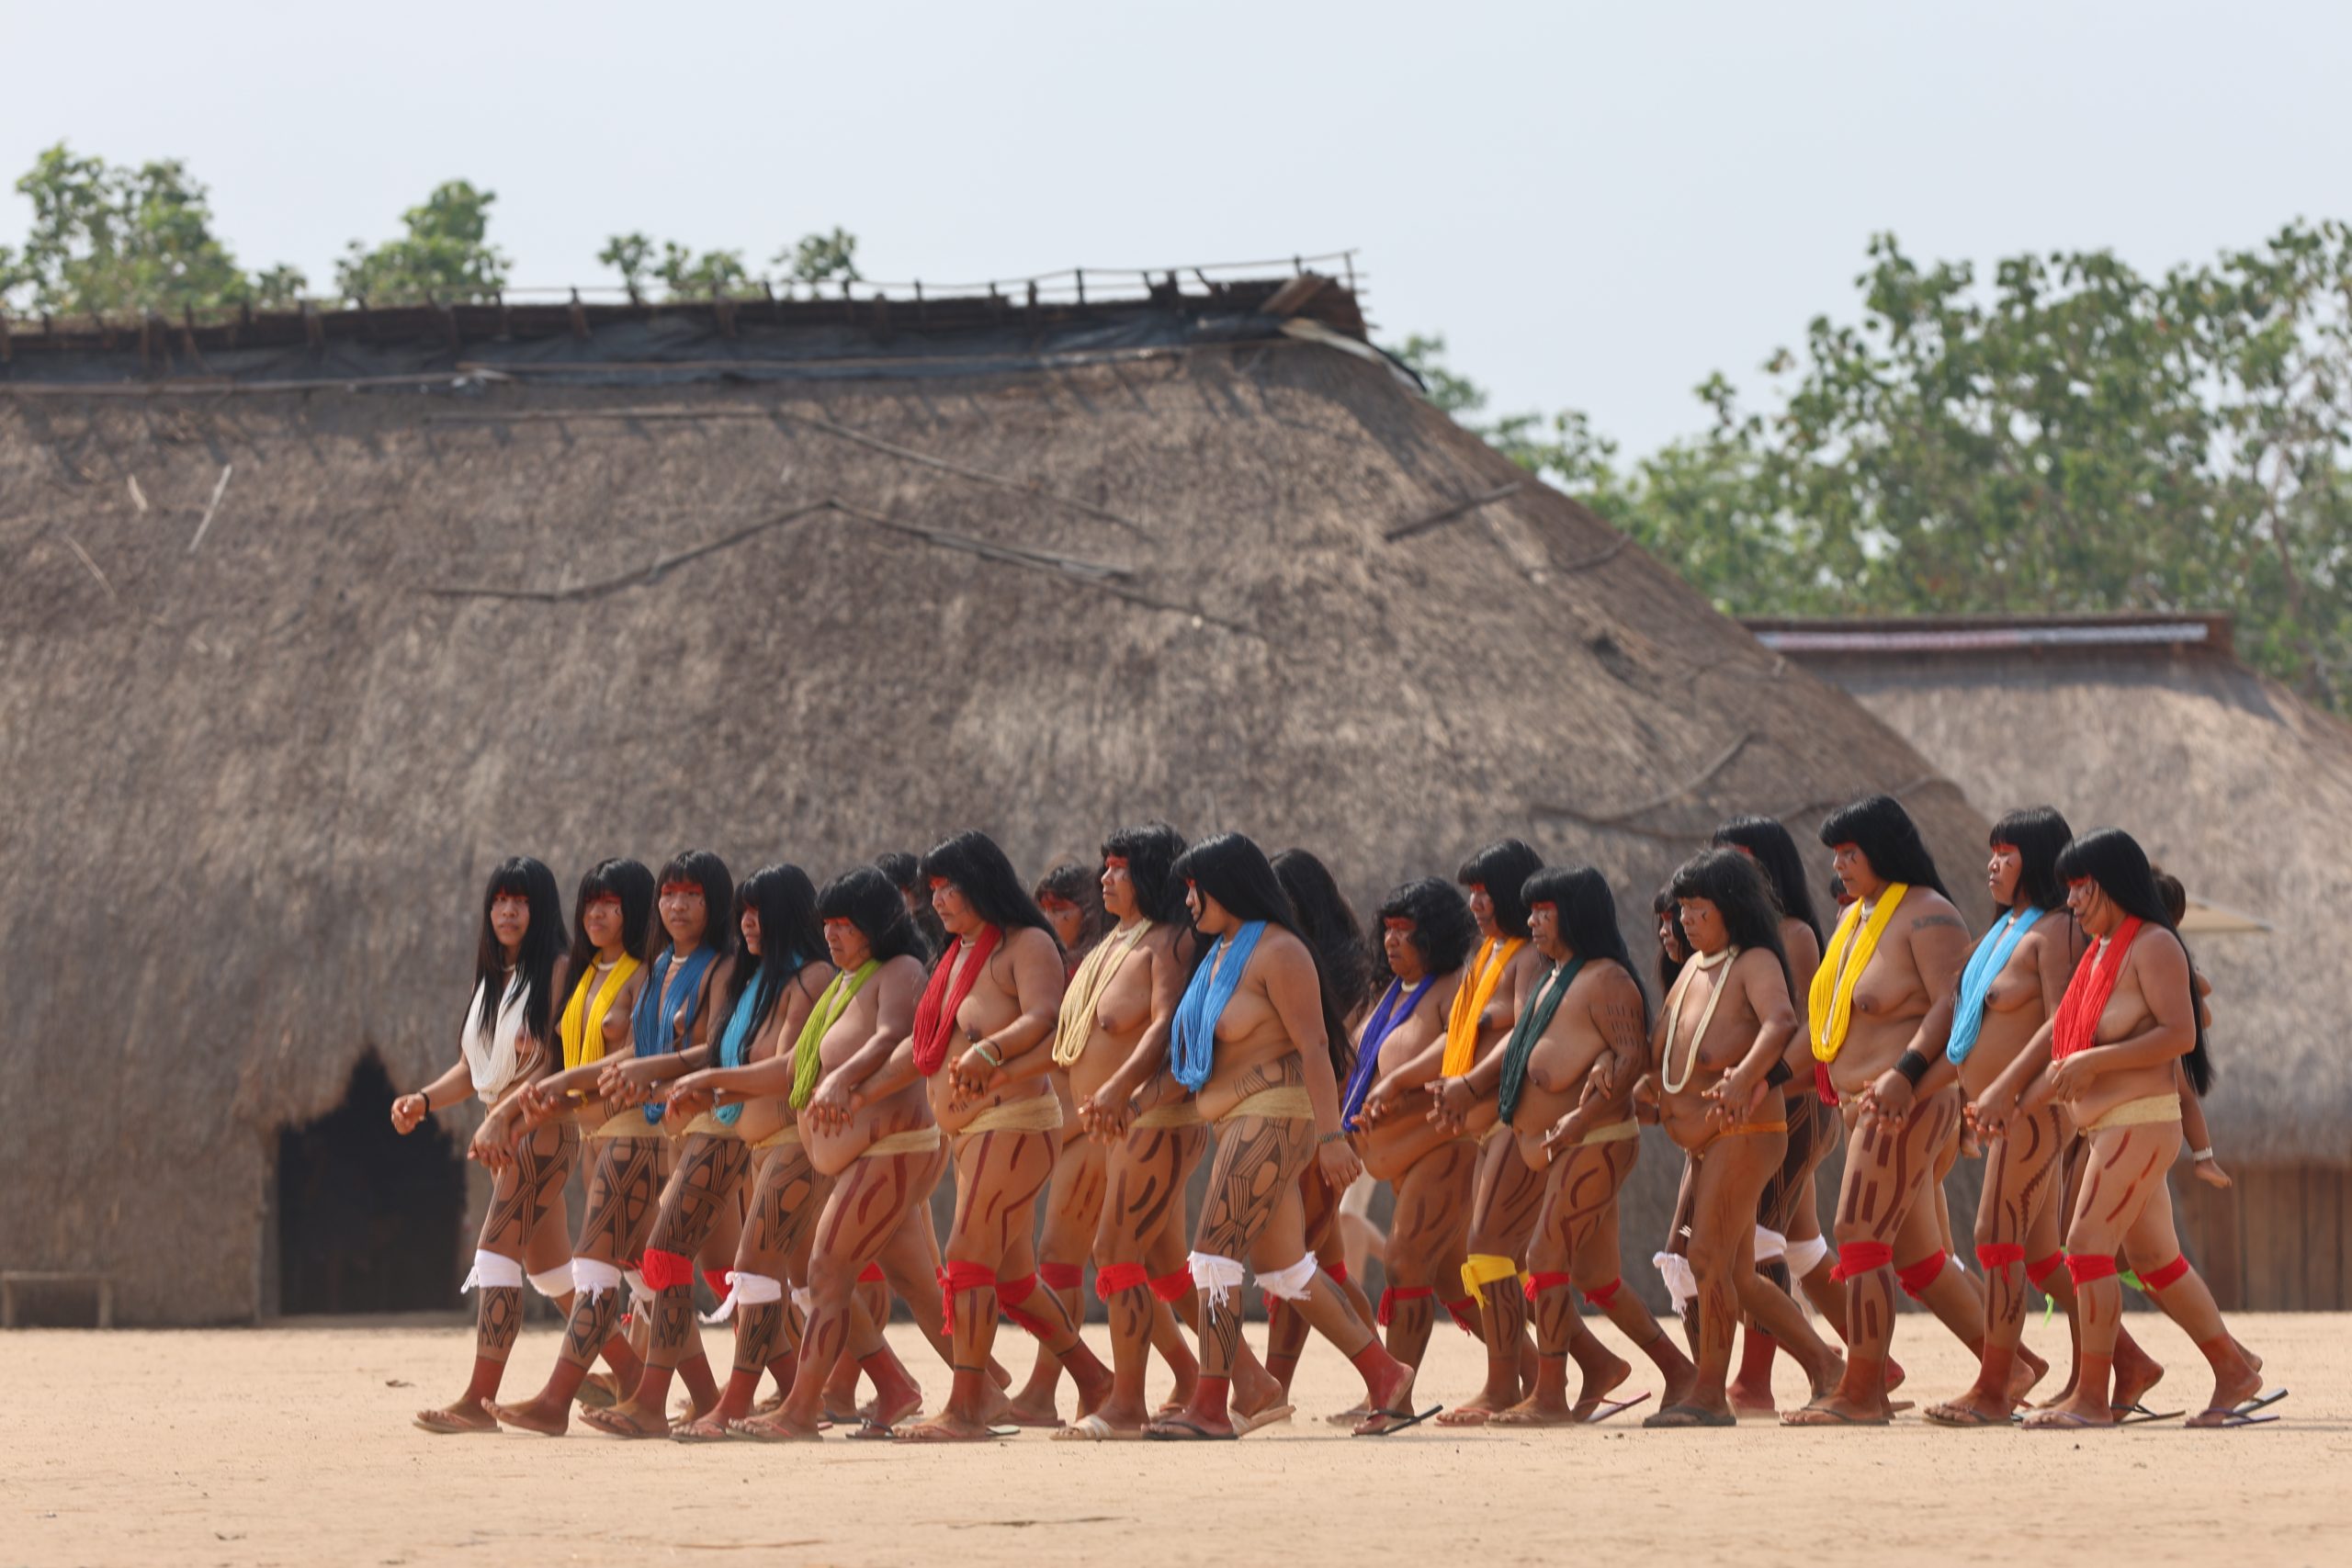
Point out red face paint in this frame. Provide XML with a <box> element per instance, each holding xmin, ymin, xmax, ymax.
<box><xmin>1529</xmin><ymin>901</ymin><xmax>1557</xmax><ymax>915</ymax></box>
<box><xmin>1104</xmin><ymin>855</ymin><xmax>1130</xmax><ymax>870</ymax></box>
<box><xmin>1383</xmin><ymin>917</ymin><xmax>1415</xmax><ymax>933</ymax></box>
<box><xmin>821</xmin><ymin>917</ymin><xmax>855</xmax><ymax>931</ymax></box>
<box><xmin>929</xmin><ymin>877</ymin><xmax>952</xmax><ymax>892</ymax></box>
<box><xmin>660</xmin><ymin>882</ymin><xmax>703</xmax><ymax>900</ymax></box>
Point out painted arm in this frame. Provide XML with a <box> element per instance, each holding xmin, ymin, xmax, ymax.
<box><xmin>1266</xmin><ymin>935</ymin><xmax>1363</xmax><ymax>1190</ymax></box>
<box><xmin>1702</xmin><ymin>951</ymin><xmax>1797</xmax><ymax>1125</ymax></box>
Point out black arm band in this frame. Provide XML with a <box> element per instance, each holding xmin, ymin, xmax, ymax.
<box><xmin>1895</xmin><ymin>1049</ymin><xmax>1931</xmax><ymax>1088</ymax></box>
<box><xmin>1764</xmin><ymin>1060</ymin><xmax>1793</xmax><ymax>1089</ymax></box>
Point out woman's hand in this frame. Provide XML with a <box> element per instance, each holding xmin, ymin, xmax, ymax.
<box><xmin>1703</xmin><ymin>1065</ymin><xmax>1769</xmax><ymax>1128</ymax></box>
<box><xmin>1860</xmin><ymin>1069</ymin><xmax>1914</xmax><ymax>1128</ymax></box>
<box><xmin>1080</xmin><ymin>1082</ymin><xmax>1136</xmax><ymax>1143</ymax></box>
<box><xmin>2191</xmin><ymin>1155</ymin><xmax>2233</xmax><ymax>1190</ymax></box>
<box><xmin>1315</xmin><ymin>1135</ymin><xmax>1363</xmax><ymax>1191</ymax></box>
<box><xmin>808</xmin><ymin>1073</ymin><xmax>861</xmax><ymax>1132</ymax></box>
<box><xmin>390</xmin><ymin>1093</ymin><xmax>429</xmax><ymax>1134</ymax></box>
<box><xmin>2047</xmin><ymin>1052</ymin><xmax>2099</xmax><ymax>1102</ymax></box>
<box><xmin>469</xmin><ymin>1118</ymin><xmax>515</xmax><ymax>1174</ymax></box>
<box><xmin>1425</xmin><ymin>1077</ymin><xmax>1476</xmax><ymax>1130</ymax></box>
<box><xmin>597</xmin><ymin>1056</ymin><xmax>665</xmax><ymax>1109</ymax></box>
<box><xmin>949</xmin><ymin>1043</ymin><xmax>1005</xmax><ymax>1104</ymax></box>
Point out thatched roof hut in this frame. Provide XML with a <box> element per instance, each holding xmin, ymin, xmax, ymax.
<box><xmin>0</xmin><ymin>274</ymin><xmax>1986</xmax><ymax>1324</ymax></box>
<box><xmin>1751</xmin><ymin>612</ymin><xmax>2352</xmax><ymax>1308</ymax></box>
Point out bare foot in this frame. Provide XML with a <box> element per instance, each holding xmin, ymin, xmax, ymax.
<box><xmin>1924</xmin><ymin>1386</ymin><xmax>2014</xmax><ymax>1427</ymax></box>
<box><xmin>2184</xmin><ymin>1346</ymin><xmax>2264</xmax><ymax>1428</ymax></box>
<box><xmin>1567</xmin><ymin>1348</ymin><xmax>1633</xmax><ymax>1423</ymax></box>
<box><xmin>729</xmin><ymin>1410</ymin><xmax>823</xmax><ymax>1442</ymax></box>
<box><xmin>674</xmin><ymin>1406</ymin><xmax>740</xmax><ymax>1441</ymax></box>
<box><xmin>2023</xmin><ymin>1394</ymin><xmax>2116</xmax><ymax>1430</ymax></box>
<box><xmin>1352</xmin><ymin>1359</ymin><xmax>1425</xmax><ymax>1436</ymax></box>
<box><xmin>578</xmin><ymin>1400</ymin><xmax>670</xmax><ymax>1439</ymax></box>
<box><xmin>2111</xmin><ymin>1339</ymin><xmax>2166</xmax><ymax>1413</ymax></box>
<box><xmin>1490</xmin><ymin>1393</ymin><xmax>1577</xmax><ymax>1427</ymax></box>
<box><xmin>413</xmin><ymin>1398</ymin><xmax>497</xmax><ymax>1434</ymax></box>
<box><xmin>2007</xmin><ymin>1344</ymin><xmax>2051</xmax><ymax>1406</ymax></box>
<box><xmin>488</xmin><ymin>1395</ymin><xmax>570</xmax><ymax>1437</ymax></box>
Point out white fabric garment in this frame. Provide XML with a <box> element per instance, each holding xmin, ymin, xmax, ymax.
<box><xmin>790</xmin><ymin>1285</ymin><xmax>814</xmax><ymax>1317</ymax></box>
<box><xmin>1754</xmin><ymin>1226</ymin><xmax>1788</xmax><ymax>1263</ymax></box>
<box><xmin>1256</xmin><ymin>1256</ymin><xmax>1319</xmax><ymax>1301</ymax></box>
<box><xmin>461</xmin><ymin>973</ymin><xmax>532</xmax><ymax>1102</ymax></box>
<box><xmin>527</xmin><ymin>1263</ymin><xmax>575</xmax><ymax>1298</ymax></box>
<box><xmin>461</xmin><ymin>1249</ymin><xmax>525</xmax><ymax>1292</ymax></box>
<box><xmin>1651</xmin><ymin>1250</ymin><xmax>1698</xmax><ymax>1312</ymax></box>
<box><xmin>1187</xmin><ymin>1252</ymin><xmax>1249</xmax><ymax>1312</ymax></box>
<box><xmin>571</xmin><ymin>1258</ymin><xmax>624</xmax><ymax>1300</ymax></box>
<box><xmin>1785</xmin><ymin>1235</ymin><xmax>1829</xmax><ymax>1279</ymax></box>
<box><xmin>624</xmin><ymin>1268</ymin><xmax>653</xmax><ymax>1309</ymax></box>
<box><xmin>703</xmin><ymin>1269</ymin><xmax>784</xmax><ymax>1325</ymax></box>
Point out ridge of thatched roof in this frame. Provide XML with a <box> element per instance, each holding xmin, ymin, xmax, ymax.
<box><xmin>1751</xmin><ymin>613</ymin><xmax>2352</xmax><ymax>1160</ymax></box>
<box><xmin>0</xmin><ymin>283</ymin><xmax>1987</xmax><ymax>1320</ymax></box>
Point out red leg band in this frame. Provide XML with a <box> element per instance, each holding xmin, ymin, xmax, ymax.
<box><xmin>639</xmin><ymin>1248</ymin><xmax>695</xmax><ymax>1292</ymax></box>
<box><xmin>703</xmin><ymin>1269</ymin><xmax>730</xmax><ymax>1303</ymax></box>
<box><xmin>2025</xmin><ymin>1252</ymin><xmax>2066</xmax><ymax>1289</ymax></box>
<box><xmin>1327</xmin><ymin>1261</ymin><xmax>1349</xmax><ymax>1286</ymax></box>
<box><xmin>2065</xmin><ymin>1254</ymin><xmax>2119</xmax><ymax>1286</ymax></box>
<box><xmin>2141</xmin><ymin>1255</ymin><xmax>2191</xmax><ymax>1292</ymax></box>
<box><xmin>1522</xmin><ymin>1270</ymin><xmax>1574</xmax><ymax>1303</ymax></box>
<box><xmin>995</xmin><ymin>1273</ymin><xmax>1054</xmax><ymax>1338</ymax></box>
<box><xmin>1038</xmin><ymin>1261</ymin><xmax>1084</xmax><ymax>1292</ymax></box>
<box><xmin>1895</xmin><ymin>1249</ymin><xmax>1948</xmax><ymax>1299</ymax></box>
<box><xmin>1376</xmin><ymin>1284</ymin><xmax>1432</xmax><ymax>1326</ymax></box>
<box><xmin>1094</xmin><ymin>1262</ymin><xmax>1150</xmax><ymax>1298</ymax></box>
<box><xmin>936</xmin><ymin>1260</ymin><xmax>995</xmax><ymax>1327</ymax></box>
<box><xmin>1583</xmin><ymin>1277</ymin><xmax>1623</xmax><ymax>1309</ymax></box>
<box><xmin>856</xmin><ymin>1261</ymin><xmax>885</xmax><ymax>1285</ymax></box>
<box><xmin>1975</xmin><ymin>1243</ymin><xmax>2027</xmax><ymax>1270</ymax></box>
<box><xmin>1443</xmin><ymin>1295</ymin><xmax>1480</xmax><ymax>1335</ymax></box>
<box><xmin>1148</xmin><ymin>1268</ymin><xmax>1193</xmax><ymax>1303</ymax></box>
<box><xmin>1830</xmin><ymin>1241</ymin><xmax>1894</xmax><ymax>1281</ymax></box>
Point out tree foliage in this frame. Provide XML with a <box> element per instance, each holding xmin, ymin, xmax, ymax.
<box><xmin>596</xmin><ymin>225</ymin><xmax>863</xmax><ymax>299</ymax></box>
<box><xmin>1410</xmin><ymin>226</ymin><xmax>2352</xmax><ymax>711</ymax></box>
<box><xmin>0</xmin><ymin>142</ymin><xmax>303</xmax><ymax>314</ymax></box>
<box><xmin>334</xmin><ymin>179</ymin><xmax>510</xmax><ymax>304</ymax></box>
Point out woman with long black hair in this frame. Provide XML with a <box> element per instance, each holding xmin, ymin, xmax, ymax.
<box><xmin>895</xmin><ymin>830</ymin><xmax>1113</xmax><ymax>1442</ymax></box>
<box><xmin>1711</xmin><ymin>815</ymin><xmax>1836</xmax><ymax>1414</ymax></box>
<box><xmin>1648</xmin><ymin>850</ymin><xmax>1841</xmax><ymax>1427</ymax></box>
<box><xmin>588</xmin><ymin>864</ymin><xmax>842</xmax><ymax>1438</ymax></box>
<box><xmin>1145</xmin><ymin>832</ymin><xmax>1427</xmax><ymax>1438</ymax></box>
<box><xmin>393</xmin><ymin>856</ymin><xmax>573</xmax><ymax>1434</ymax></box>
<box><xmin>1974</xmin><ymin>828</ymin><xmax>2275</xmax><ymax>1430</ymax></box>
<box><xmin>1785</xmin><ymin>795</ymin><xmax>1984</xmax><ymax>1427</ymax></box>
<box><xmin>492</xmin><ymin>850</ymin><xmax>733</xmax><ymax>1436</ymax></box>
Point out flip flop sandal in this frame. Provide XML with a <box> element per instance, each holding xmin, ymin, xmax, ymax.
<box><xmin>2190</xmin><ymin>1389</ymin><xmax>2288</xmax><ymax>1428</ymax></box>
<box><xmin>2023</xmin><ymin>1410</ymin><xmax>2115</xmax><ymax>1430</ymax></box>
<box><xmin>1352</xmin><ymin>1404</ymin><xmax>1442</xmax><ymax>1437</ymax></box>
<box><xmin>1585</xmin><ymin>1392</ymin><xmax>1653</xmax><ymax>1425</ymax></box>
<box><xmin>579</xmin><ymin>1406</ymin><xmax>666</xmax><ymax>1439</ymax></box>
<box><xmin>1924</xmin><ymin>1404</ymin><xmax>2012</xmax><ymax>1427</ymax></box>
<box><xmin>726</xmin><ymin>1419</ymin><xmax>820</xmax><ymax>1443</ymax></box>
<box><xmin>1782</xmin><ymin>1403</ymin><xmax>1891</xmax><ymax>1427</ymax></box>
<box><xmin>1145</xmin><ymin>1416</ymin><xmax>1238</xmax><ymax>1441</ymax></box>
<box><xmin>1053</xmin><ymin>1413</ymin><xmax>1143</xmax><ymax>1442</ymax></box>
<box><xmin>670</xmin><ymin>1420</ymin><xmax>738</xmax><ymax>1444</ymax></box>
<box><xmin>1232</xmin><ymin>1403</ymin><xmax>1295</xmax><ymax>1438</ymax></box>
<box><xmin>412</xmin><ymin>1410</ymin><xmax>498</xmax><ymax>1435</ymax></box>
<box><xmin>843</xmin><ymin>1418</ymin><xmax>903</xmax><ymax>1441</ymax></box>
<box><xmin>574</xmin><ymin>1376</ymin><xmax>620</xmax><ymax>1410</ymax></box>
<box><xmin>2111</xmin><ymin>1404</ymin><xmax>2185</xmax><ymax>1426</ymax></box>
<box><xmin>1641</xmin><ymin>1404</ymin><xmax>1736</xmax><ymax>1428</ymax></box>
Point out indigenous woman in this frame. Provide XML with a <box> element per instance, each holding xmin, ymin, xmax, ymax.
<box><xmin>1423</xmin><ymin>840</ymin><xmax>1550</xmax><ymax>1427</ymax></box>
<box><xmin>1975</xmin><ymin>829</ymin><xmax>2275</xmax><ymax>1430</ymax></box>
<box><xmin>896</xmin><ymin>830</ymin><xmax>1111</xmax><ymax>1442</ymax></box>
<box><xmin>1046</xmin><ymin>826</ymin><xmax>1216</xmax><ymax>1436</ymax></box>
<box><xmin>1491</xmin><ymin>865</ymin><xmax>1694</xmax><ymax>1426</ymax></box>
<box><xmin>1263</xmin><ymin>848</ymin><xmax>1385</xmax><ymax>1399</ymax></box>
<box><xmin>492</xmin><ymin>851</ymin><xmax>732</xmax><ymax>1436</ymax></box>
<box><xmin>1860</xmin><ymin>810</ymin><xmax>2119</xmax><ymax>1423</ymax></box>
<box><xmin>1784</xmin><ymin>797</ymin><xmax>1988</xmax><ymax>1427</ymax></box>
<box><xmin>1144</xmin><ymin>832</ymin><xmax>1424</xmax><ymax>1439</ymax></box>
<box><xmin>1343</xmin><ymin>878</ymin><xmax>1476</xmax><ymax>1377</ymax></box>
<box><xmin>395</xmin><ymin>856</ymin><xmax>573</xmax><ymax>1433</ymax></box>
<box><xmin>729</xmin><ymin>867</ymin><xmax>939</xmax><ymax>1441</ymax></box>
<box><xmin>1004</xmin><ymin>859</ymin><xmax>1112</xmax><ymax>1424</ymax></box>
<box><xmin>591</xmin><ymin>865</ymin><xmax>835</xmax><ymax>1438</ymax></box>
<box><xmin>1645</xmin><ymin>850</ymin><xmax>1840</xmax><ymax>1427</ymax></box>
<box><xmin>1711</xmin><ymin>816</ymin><xmax>1835</xmax><ymax>1414</ymax></box>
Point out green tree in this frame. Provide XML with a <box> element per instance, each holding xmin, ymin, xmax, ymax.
<box><xmin>777</xmin><ymin>226</ymin><xmax>859</xmax><ymax>286</ymax></box>
<box><xmin>334</xmin><ymin>179</ymin><xmax>509</xmax><ymax>303</ymax></box>
<box><xmin>1401</xmin><ymin>224</ymin><xmax>2352</xmax><ymax>711</ymax></box>
<box><xmin>0</xmin><ymin>141</ymin><xmax>302</xmax><ymax>315</ymax></box>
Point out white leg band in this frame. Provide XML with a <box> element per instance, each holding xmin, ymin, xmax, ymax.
<box><xmin>1785</xmin><ymin>1235</ymin><xmax>1830</xmax><ymax>1278</ymax></box>
<box><xmin>571</xmin><ymin>1258</ymin><xmax>624</xmax><ymax>1301</ymax></box>
<box><xmin>461</xmin><ymin>1249</ymin><xmax>525</xmax><ymax>1292</ymax></box>
<box><xmin>1651</xmin><ymin>1250</ymin><xmax>1698</xmax><ymax>1312</ymax></box>
<box><xmin>1256</xmin><ymin>1256</ymin><xmax>1320</xmax><ymax>1302</ymax></box>
<box><xmin>704</xmin><ymin>1269</ymin><xmax>784</xmax><ymax>1325</ymax></box>
<box><xmin>1754</xmin><ymin>1226</ymin><xmax>1788</xmax><ymax>1264</ymax></box>
<box><xmin>624</xmin><ymin>1269</ymin><xmax>653</xmax><ymax>1309</ymax></box>
<box><xmin>1187</xmin><ymin>1252</ymin><xmax>1248</xmax><ymax>1313</ymax></box>
<box><xmin>790</xmin><ymin>1285</ymin><xmax>814</xmax><ymax>1317</ymax></box>
<box><xmin>527</xmin><ymin>1263</ymin><xmax>576</xmax><ymax>1299</ymax></box>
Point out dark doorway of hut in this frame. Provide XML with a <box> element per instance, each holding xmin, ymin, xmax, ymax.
<box><xmin>274</xmin><ymin>1055</ymin><xmax>463</xmax><ymax>1314</ymax></box>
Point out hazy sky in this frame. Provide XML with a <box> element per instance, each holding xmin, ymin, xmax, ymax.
<box><xmin>9</xmin><ymin>1</ymin><xmax>2349</xmax><ymax>454</ymax></box>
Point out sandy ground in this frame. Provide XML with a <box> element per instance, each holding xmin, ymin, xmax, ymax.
<box><xmin>2</xmin><ymin>1310</ymin><xmax>2343</xmax><ymax>1568</ymax></box>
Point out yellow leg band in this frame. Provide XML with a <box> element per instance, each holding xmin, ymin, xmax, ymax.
<box><xmin>1461</xmin><ymin>1253</ymin><xmax>1519</xmax><ymax>1305</ymax></box>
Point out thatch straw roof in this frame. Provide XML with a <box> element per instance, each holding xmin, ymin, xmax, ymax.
<box><xmin>1750</xmin><ymin>613</ymin><xmax>2352</xmax><ymax>1163</ymax></box>
<box><xmin>0</xmin><ymin>278</ymin><xmax>1985</xmax><ymax>1322</ymax></box>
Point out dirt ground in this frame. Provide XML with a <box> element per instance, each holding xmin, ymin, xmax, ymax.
<box><xmin>2</xmin><ymin>1310</ymin><xmax>2342</xmax><ymax>1567</ymax></box>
